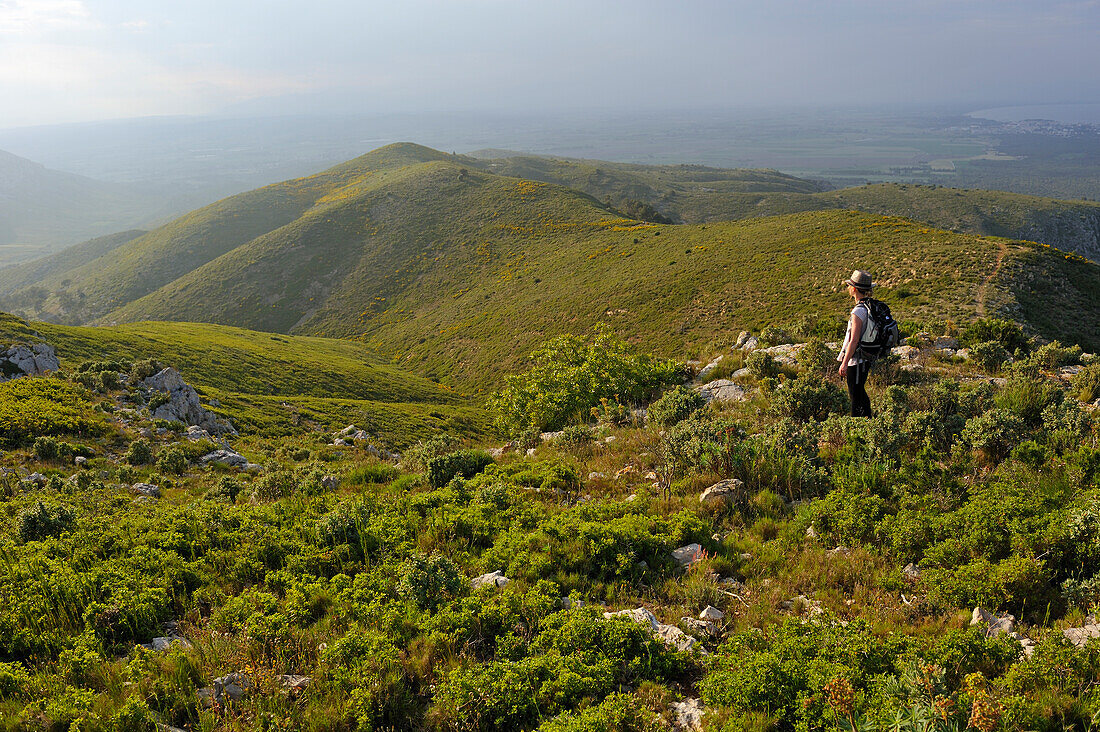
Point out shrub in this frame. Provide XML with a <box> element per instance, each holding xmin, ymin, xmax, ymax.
<box><xmin>0</xmin><ymin>660</ymin><xmax>30</xmax><ymax>699</ymax></box>
<box><xmin>400</xmin><ymin>434</ymin><xmax>459</xmax><ymax>473</ymax></box>
<box><xmin>111</xmin><ymin>696</ymin><xmax>158</xmax><ymax>732</ymax></box>
<box><xmin>758</xmin><ymin>325</ymin><xmax>792</xmax><ymax>347</ymax></box>
<box><xmin>0</xmin><ymin>378</ymin><xmax>104</xmax><ymax>446</ymax></box>
<box><xmin>253</xmin><ymin>468</ymin><xmax>298</xmax><ymax>500</ymax></box>
<box><xmin>971</xmin><ymin>340</ymin><xmax>1011</xmax><ymax>372</ymax></box>
<box><xmin>32</xmin><ymin>436</ymin><xmax>60</xmax><ymax>461</ymax></box>
<box><xmin>1027</xmin><ymin>340</ymin><xmax>1082</xmax><ymax>370</ymax></box>
<box><xmin>797</xmin><ymin>338</ymin><xmax>834</xmax><ymax>375</ymax></box>
<box><xmin>397</xmin><ymin>554</ymin><xmax>463</xmax><ymax>611</ymax></box>
<box><xmin>960</xmin><ymin>409</ymin><xmax>1023</xmax><ymax>462</ymax></box>
<box><xmin>130</xmin><ymin>359</ymin><xmax>162</xmax><ymax>380</ymax></box>
<box><xmin>746</xmin><ymin>350</ymin><xmax>779</xmax><ymax>379</ymax></box>
<box><xmin>125</xmin><ymin>438</ymin><xmax>153</xmax><ymax>465</ymax></box>
<box><xmin>554</xmin><ymin>424</ymin><xmax>594</xmax><ymax>448</ymax></box>
<box><xmin>490</xmin><ymin>328</ymin><xmax>683</xmax><ymax>433</ymax></box>
<box><xmin>17</xmin><ymin>501</ymin><xmax>76</xmax><ymax>542</ymax></box>
<box><xmin>1071</xmin><ymin>363</ymin><xmax>1100</xmax><ymax>403</ymax></box>
<box><xmin>769</xmin><ymin>375</ymin><xmax>847</xmax><ymax>422</ymax></box>
<box><xmin>647</xmin><ymin>384</ymin><xmax>706</xmax><ymax>428</ymax></box>
<box><xmin>962</xmin><ymin>318</ymin><xmax>1028</xmax><ymax>354</ymax></box>
<box><xmin>155</xmin><ymin>445</ymin><xmax>189</xmax><ymax>475</ymax></box>
<box><xmin>426</xmin><ymin>449</ymin><xmax>494</xmax><ymax>489</ymax></box>
<box><xmin>205</xmin><ymin>476</ymin><xmax>242</xmax><ymax>503</ymax></box>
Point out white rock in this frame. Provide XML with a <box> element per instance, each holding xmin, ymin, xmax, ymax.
<box><xmin>671</xmin><ymin>698</ymin><xmax>706</xmax><ymax>732</ymax></box>
<box><xmin>695</xmin><ymin>379</ymin><xmax>749</xmax><ymax>403</ymax></box>
<box><xmin>23</xmin><ymin>472</ymin><xmax>47</xmax><ymax>485</ymax></box>
<box><xmin>699</xmin><ymin>478</ymin><xmax>744</xmax><ymax>505</ymax></box>
<box><xmin>604</xmin><ymin>435</ymin><xmax>618</xmax><ymax>444</ymax></box>
<box><xmin>740</xmin><ymin>336</ymin><xmax>759</xmax><ymax>351</ymax></box>
<box><xmin>471</xmin><ymin>570</ymin><xmax>510</xmax><ymax>590</ymax></box>
<box><xmin>1063</xmin><ymin>623</ymin><xmax>1100</xmax><ymax>649</ymax></box>
<box><xmin>971</xmin><ymin>607</ymin><xmax>1015</xmax><ymax>636</ymax></box>
<box><xmin>825</xmin><ymin>545</ymin><xmax>850</xmax><ymax>557</ymax></box>
<box><xmin>279</xmin><ymin>674</ymin><xmax>311</xmax><ymax>693</ymax></box>
<box><xmin>672</xmin><ymin>543</ymin><xmax>704</xmax><ymax>568</ymax></box>
<box><xmin>698</xmin><ymin>356</ymin><xmax>724</xmax><ymax>379</ymax></box>
<box><xmin>74</xmin><ymin>456</ymin><xmax>88</xmax><ymax>466</ymax></box>
<box><xmin>213</xmin><ymin>672</ymin><xmax>249</xmax><ymax>702</ymax></box>
<box><xmin>143</xmin><ymin>368</ymin><xmax>235</xmax><ymax>435</ymax></box>
<box><xmin>891</xmin><ymin>345</ymin><xmax>920</xmax><ymax>360</ymax></box>
<box><xmin>734</xmin><ymin>331</ymin><xmax>750</xmax><ymax>348</ymax></box>
<box><xmin>603</xmin><ymin>607</ymin><xmax>702</xmax><ymax>653</ymax></box>
<box><xmin>200</xmin><ymin>449</ymin><xmax>249</xmax><ymax>468</ymax></box>
<box><xmin>699</xmin><ymin>605</ymin><xmax>724</xmax><ymax>621</ymax></box>
<box><xmin>131</xmin><ymin>482</ymin><xmax>161</xmax><ymax>498</ymax></box>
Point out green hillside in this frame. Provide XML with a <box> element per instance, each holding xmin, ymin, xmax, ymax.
<box><xmin>468</xmin><ymin>153</ymin><xmax>1100</xmax><ymax>259</ymax></box>
<box><xmin>3</xmin><ymin>144</ymin><xmax>1099</xmax><ymax>393</ymax></box>
<box><xmin>0</xmin><ymin>314</ymin><xmax>483</xmax><ymax>446</ymax></box>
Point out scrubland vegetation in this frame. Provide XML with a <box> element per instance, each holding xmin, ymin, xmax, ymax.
<box><xmin>2</xmin><ymin>312</ymin><xmax>1100</xmax><ymax>731</ymax></box>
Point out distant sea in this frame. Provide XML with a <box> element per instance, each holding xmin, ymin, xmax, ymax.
<box><xmin>967</xmin><ymin>103</ymin><xmax>1100</xmax><ymax>125</ymax></box>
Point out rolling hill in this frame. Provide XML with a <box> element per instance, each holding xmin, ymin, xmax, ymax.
<box><xmin>0</xmin><ymin>313</ymin><xmax>484</xmax><ymax>446</ymax></box>
<box><xmin>2</xmin><ymin>143</ymin><xmax>1099</xmax><ymax>392</ymax></box>
<box><xmin>467</xmin><ymin>153</ymin><xmax>1100</xmax><ymax>260</ymax></box>
<box><xmin>0</xmin><ymin>149</ymin><xmax>156</xmax><ymax>266</ymax></box>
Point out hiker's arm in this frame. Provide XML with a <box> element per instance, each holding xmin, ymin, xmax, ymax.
<box><xmin>838</xmin><ymin>313</ymin><xmax>864</xmax><ymax>375</ymax></box>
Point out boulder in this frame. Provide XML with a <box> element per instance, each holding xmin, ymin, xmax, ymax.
<box><xmin>825</xmin><ymin>545</ymin><xmax>850</xmax><ymax>557</ymax></box>
<box><xmin>699</xmin><ymin>605</ymin><xmax>724</xmax><ymax>622</ymax></box>
<box><xmin>213</xmin><ymin>672</ymin><xmax>249</xmax><ymax>702</ymax></box>
<box><xmin>74</xmin><ymin>456</ymin><xmax>88</xmax><ymax>467</ymax></box>
<box><xmin>23</xmin><ymin>472</ymin><xmax>47</xmax><ymax>486</ymax></box>
<box><xmin>698</xmin><ymin>356</ymin><xmax>724</xmax><ymax>380</ymax></box>
<box><xmin>199</xmin><ymin>449</ymin><xmax>261</xmax><ymax>470</ymax></box>
<box><xmin>131</xmin><ymin>482</ymin><xmax>161</xmax><ymax>498</ymax></box>
<box><xmin>142</xmin><ymin>368</ymin><xmax>235</xmax><ymax>435</ymax></box>
<box><xmin>471</xmin><ymin>570</ymin><xmax>510</xmax><ymax>590</ymax></box>
<box><xmin>681</xmin><ymin>616</ymin><xmax>719</xmax><ymax>637</ymax></box>
<box><xmin>740</xmin><ymin>336</ymin><xmax>759</xmax><ymax>351</ymax></box>
<box><xmin>144</xmin><ymin>636</ymin><xmax>193</xmax><ymax>652</ymax></box>
<box><xmin>695</xmin><ymin>379</ymin><xmax>749</xmax><ymax>403</ymax></box>
<box><xmin>699</xmin><ymin>478</ymin><xmax>744</xmax><ymax>506</ymax></box>
<box><xmin>734</xmin><ymin>331</ymin><xmax>751</xmax><ymax>348</ymax></box>
<box><xmin>671</xmin><ymin>698</ymin><xmax>706</xmax><ymax>732</ymax></box>
<box><xmin>971</xmin><ymin>607</ymin><xmax>1015</xmax><ymax>637</ymax></box>
<box><xmin>1063</xmin><ymin>623</ymin><xmax>1100</xmax><ymax>649</ymax></box>
<box><xmin>279</xmin><ymin>674</ymin><xmax>311</xmax><ymax>694</ymax></box>
<box><xmin>891</xmin><ymin>345</ymin><xmax>920</xmax><ymax>360</ymax></box>
<box><xmin>955</xmin><ymin>348</ymin><xmax>972</xmax><ymax>360</ymax></box>
<box><xmin>603</xmin><ymin>607</ymin><xmax>702</xmax><ymax>653</ymax></box>
<box><xmin>331</xmin><ymin>425</ymin><xmax>400</xmax><ymax>459</ymax></box>
<box><xmin>672</xmin><ymin>543</ymin><xmax>704</xmax><ymax>568</ymax></box>
<box><xmin>0</xmin><ymin>342</ymin><xmax>60</xmax><ymax>381</ymax></box>
<box><xmin>902</xmin><ymin>563</ymin><xmax>922</xmax><ymax>580</ymax></box>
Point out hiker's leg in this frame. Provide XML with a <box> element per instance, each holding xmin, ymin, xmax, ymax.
<box><xmin>847</xmin><ymin>362</ymin><xmax>872</xmax><ymax>417</ymax></box>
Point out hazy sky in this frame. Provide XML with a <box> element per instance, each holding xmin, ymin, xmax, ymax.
<box><xmin>1</xmin><ymin>0</ymin><xmax>1098</xmax><ymax>128</ymax></box>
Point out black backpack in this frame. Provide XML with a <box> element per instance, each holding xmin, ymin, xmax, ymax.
<box><xmin>857</xmin><ymin>298</ymin><xmax>900</xmax><ymax>360</ymax></box>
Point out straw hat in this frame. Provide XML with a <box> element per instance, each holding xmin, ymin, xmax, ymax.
<box><xmin>843</xmin><ymin>270</ymin><xmax>874</xmax><ymax>290</ymax></box>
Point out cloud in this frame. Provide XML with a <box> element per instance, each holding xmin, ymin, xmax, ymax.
<box><xmin>0</xmin><ymin>0</ymin><xmax>95</xmax><ymax>34</ymax></box>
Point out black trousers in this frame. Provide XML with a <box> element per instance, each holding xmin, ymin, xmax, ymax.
<box><xmin>846</xmin><ymin>361</ymin><xmax>872</xmax><ymax>418</ymax></box>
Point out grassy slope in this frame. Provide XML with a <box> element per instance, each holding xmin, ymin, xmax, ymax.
<box><xmin>0</xmin><ymin>229</ymin><xmax>145</xmax><ymax>298</ymax></box>
<box><xmin>0</xmin><ymin>314</ymin><xmax>484</xmax><ymax>446</ymax></box>
<box><xmin>5</xmin><ymin>144</ymin><xmax>456</xmax><ymax>321</ymax></box>
<box><xmin>472</xmin><ymin>154</ymin><xmax>1100</xmax><ymax>258</ymax></box>
<box><xmin>86</xmin><ymin>152</ymin><xmax>1100</xmax><ymax>390</ymax></box>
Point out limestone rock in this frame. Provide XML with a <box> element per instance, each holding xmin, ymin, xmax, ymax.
<box><xmin>131</xmin><ymin>482</ymin><xmax>161</xmax><ymax>498</ymax></box>
<box><xmin>144</xmin><ymin>636</ymin><xmax>192</xmax><ymax>652</ymax></box>
<box><xmin>934</xmin><ymin>336</ymin><xmax>959</xmax><ymax>350</ymax></box>
<box><xmin>892</xmin><ymin>345</ymin><xmax>920</xmax><ymax>360</ymax></box>
<box><xmin>902</xmin><ymin>563</ymin><xmax>922</xmax><ymax>580</ymax></box>
<box><xmin>699</xmin><ymin>605</ymin><xmax>724</xmax><ymax>622</ymax></box>
<box><xmin>142</xmin><ymin>368</ymin><xmax>235</xmax><ymax>435</ymax></box>
<box><xmin>672</xmin><ymin>543</ymin><xmax>704</xmax><ymax>568</ymax></box>
<box><xmin>331</xmin><ymin>425</ymin><xmax>400</xmax><ymax>459</ymax></box>
<box><xmin>698</xmin><ymin>356</ymin><xmax>724</xmax><ymax>379</ymax></box>
<box><xmin>213</xmin><ymin>672</ymin><xmax>250</xmax><ymax>702</ymax></box>
<box><xmin>603</xmin><ymin>607</ymin><xmax>703</xmax><ymax>653</ymax></box>
<box><xmin>695</xmin><ymin>379</ymin><xmax>749</xmax><ymax>403</ymax></box>
<box><xmin>734</xmin><ymin>331</ymin><xmax>751</xmax><ymax>348</ymax></box>
<box><xmin>279</xmin><ymin>674</ymin><xmax>311</xmax><ymax>694</ymax></box>
<box><xmin>200</xmin><ymin>449</ymin><xmax>260</xmax><ymax>470</ymax></box>
<box><xmin>681</xmin><ymin>616</ymin><xmax>719</xmax><ymax>637</ymax></box>
<box><xmin>74</xmin><ymin>456</ymin><xmax>88</xmax><ymax>467</ymax></box>
<box><xmin>671</xmin><ymin>698</ymin><xmax>706</xmax><ymax>732</ymax></box>
<box><xmin>23</xmin><ymin>472</ymin><xmax>47</xmax><ymax>486</ymax></box>
<box><xmin>1062</xmin><ymin>623</ymin><xmax>1100</xmax><ymax>649</ymax></box>
<box><xmin>740</xmin><ymin>336</ymin><xmax>759</xmax><ymax>351</ymax></box>
<box><xmin>0</xmin><ymin>342</ymin><xmax>59</xmax><ymax>381</ymax></box>
<box><xmin>699</xmin><ymin>478</ymin><xmax>744</xmax><ymax>505</ymax></box>
<box><xmin>471</xmin><ymin>570</ymin><xmax>510</xmax><ymax>590</ymax></box>
<box><xmin>971</xmin><ymin>607</ymin><xmax>1015</xmax><ymax>637</ymax></box>
<box><xmin>825</xmin><ymin>545</ymin><xmax>850</xmax><ymax>557</ymax></box>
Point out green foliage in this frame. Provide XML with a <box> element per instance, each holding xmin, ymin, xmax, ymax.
<box><xmin>962</xmin><ymin>317</ymin><xmax>1029</xmax><ymax>353</ymax></box>
<box><xmin>647</xmin><ymin>384</ymin><xmax>706</xmax><ymax>429</ymax></box>
<box><xmin>0</xmin><ymin>377</ymin><xmax>104</xmax><ymax>447</ymax></box>
<box><xmin>960</xmin><ymin>408</ymin><xmax>1024</xmax><ymax>462</ymax></box>
<box><xmin>125</xmin><ymin>437</ymin><xmax>153</xmax><ymax>465</ymax></box>
<box><xmin>427</xmin><ymin>449</ymin><xmax>495</xmax><ymax>488</ymax></box>
<box><xmin>397</xmin><ymin>553</ymin><xmax>463</xmax><ymax>611</ymax></box>
<box><xmin>746</xmin><ymin>350</ymin><xmax>779</xmax><ymax>379</ymax></box>
<box><xmin>347</xmin><ymin>462</ymin><xmax>401</xmax><ymax>485</ymax></box>
<box><xmin>554</xmin><ymin>424</ymin><xmax>595</xmax><ymax>449</ymax></box>
<box><xmin>32</xmin><ymin>435</ymin><xmax>60</xmax><ymax>462</ymax></box>
<box><xmin>970</xmin><ymin>340</ymin><xmax>1011</xmax><ymax>372</ymax></box>
<box><xmin>400</xmin><ymin>434</ymin><xmax>459</xmax><ymax>473</ymax></box>
<box><xmin>0</xmin><ymin>661</ymin><xmax>30</xmax><ymax>699</ymax></box>
<box><xmin>1072</xmin><ymin>363</ymin><xmax>1100</xmax><ymax>403</ymax></box>
<box><xmin>796</xmin><ymin>338</ymin><xmax>834</xmax><ymax>375</ymax></box>
<box><xmin>155</xmin><ymin>444</ymin><xmax>189</xmax><ymax>475</ymax></box>
<box><xmin>16</xmin><ymin>501</ymin><xmax>76</xmax><ymax>543</ymax></box>
<box><xmin>769</xmin><ymin>375</ymin><xmax>847</xmax><ymax>422</ymax></box>
<box><xmin>491</xmin><ymin>329</ymin><xmax>683</xmax><ymax>434</ymax></box>
<box><xmin>205</xmin><ymin>475</ymin><xmax>242</xmax><ymax>503</ymax></box>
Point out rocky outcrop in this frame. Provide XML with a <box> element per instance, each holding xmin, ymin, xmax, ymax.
<box><xmin>141</xmin><ymin>368</ymin><xmax>235</xmax><ymax>435</ymax></box>
<box><xmin>471</xmin><ymin>570</ymin><xmax>510</xmax><ymax>590</ymax></box>
<box><xmin>603</xmin><ymin>607</ymin><xmax>701</xmax><ymax>653</ymax></box>
<box><xmin>1</xmin><ymin>343</ymin><xmax>59</xmax><ymax>381</ymax></box>
<box><xmin>672</xmin><ymin>543</ymin><xmax>704</xmax><ymax>568</ymax></box>
<box><xmin>671</xmin><ymin>698</ymin><xmax>706</xmax><ymax>731</ymax></box>
<box><xmin>695</xmin><ymin>379</ymin><xmax>750</xmax><ymax>403</ymax></box>
<box><xmin>200</xmin><ymin>449</ymin><xmax>261</xmax><ymax>471</ymax></box>
<box><xmin>332</xmin><ymin>425</ymin><xmax>400</xmax><ymax>459</ymax></box>
<box><xmin>699</xmin><ymin>478</ymin><xmax>745</xmax><ymax>506</ymax></box>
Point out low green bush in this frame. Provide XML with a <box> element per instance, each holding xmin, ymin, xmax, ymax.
<box><xmin>125</xmin><ymin>438</ymin><xmax>153</xmax><ymax>465</ymax></box>
<box><xmin>427</xmin><ymin>449</ymin><xmax>494</xmax><ymax>488</ymax></box>
<box><xmin>398</xmin><ymin>554</ymin><xmax>463</xmax><ymax>611</ymax></box>
<box><xmin>769</xmin><ymin>375</ymin><xmax>847</xmax><ymax>422</ymax></box>
<box><xmin>746</xmin><ymin>350</ymin><xmax>779</xmax><ymax>379</ymax></box>
<box><xmin>647</xmin><ymin>384</ymin><xmax>705</xmax><ymax>428</ymax></box>
<box><xmin>16</xmin><ymin>501</ymin><xmax>76</xmax><ymax>543</ymax></box>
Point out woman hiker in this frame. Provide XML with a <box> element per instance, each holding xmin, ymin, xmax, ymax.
<box><xmin>838</xmin><ymin>269</ymin><xmax>875</xmax><ymax>418</ymax></box>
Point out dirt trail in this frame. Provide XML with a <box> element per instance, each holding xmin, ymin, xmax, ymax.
<box><xmin>977</xmin><ymin>241</ymin><xmax>1009</xmax><ymax>317</ymax></box>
